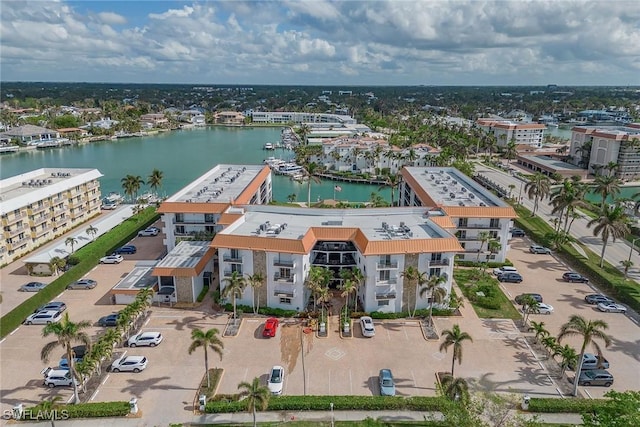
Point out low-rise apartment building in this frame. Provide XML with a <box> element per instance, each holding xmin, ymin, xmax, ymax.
<box><xmin>569</xmin><ymin>124</ymin><xmax>640</xmax><ymax>180</ymax></box>
<box><xmin>476</xmin><ymin>119</ymin><xmax>546</xmax><ymax>148</ymax></box>
<box><xmin>213</xmin><ymin>111</ymin><xmax>246</xmax><ymax>126</ymax></box>
<box><xmin>399</xmin><ymin>167</ymin><xmax>517</xmax><ymax>263</ymax></box>
<box><xmin>250</xmin><ymin>112</ymin><xmax>356</xmax><ymax>125</ymax></box>
<box><xmin>0</xmin><ymin>168</ymin><xmax>103</xmax><ymax>265</ymax></box>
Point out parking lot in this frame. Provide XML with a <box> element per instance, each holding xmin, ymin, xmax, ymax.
<box><xmin>1</xmin><ymin>229</ymin><xmax>639</xmax><ymax>423</ymax></box>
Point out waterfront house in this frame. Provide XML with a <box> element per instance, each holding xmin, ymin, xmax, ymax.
<box><xmin>0</xmin><ymin>125</ymin><xmax>60</xmax><ymax>145</ymax></box>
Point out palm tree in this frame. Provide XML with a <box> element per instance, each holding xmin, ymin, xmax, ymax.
<box><xmin>286</xmin><ymin>193</ymin><xmax>297</xmax><ymax>203</ymax></box>
<box><xmin>188</xmin><ymin>328</ymin><xmax>224</xmax><ymax>389</ymax></box>
<box><xmin>439</xmin><ymin>324</ymin><xmax>473</xmax><ymax>377</ymax></box>
<box><xmin>340</xmin><ymin>267</ymin><xmax>364</xmax><ymax>311</ymax></box>
<box><xmin>237</xmin><ymin>377</ymin><xmax>270</xmax><ymax>427</ymax></box>
<box><xmin>297</xmin><ymin>123</ymin><xmax>311</xmax><ymax>145</ymax></box>
<box><xmin>65</xmin><ymin>236</ymin><xmax>78</xmax><ymax>254</ymax></box>
<box><xmin>591</xmin><ymin>174</ymin><xmax>621</xmax><ymax>211</ymax></box>
<box><xmin>524</xmin><ymin>173</ymin><xmax>551</xmax><ymax>216</ymax></box>
<box><xmin>39</xmin><ymin>395</ymin><xmax>64</xmax><ymax>427</ymax></box>
<box><xmin>147</xmin><ymin>169</ymin><xmax>164</xmax><ymax>197</ymax></box>
<box><xmin>300</xmin><ymin>162</ymin><xmax>321</xmax><ymax>207</ymax></box>
<box><xmin>620</xmin><ymin>259</ymin><xmax>634</xmax><ymax>279</ymax></box>
<box><xmin>340</xmin><ymin>278</ymin><xmax>357</xmax><ymax>312</ymax></box>
<box><xmin>419</xmin><ymin>274</ymin><xmax>447</xmax><ymax>327</ymax></box>
<box><xmin>528</xmin><ymin>321</ymin><xmax>549</xmax><ymax>343</ymax></box>
<box><xmin>439</xmin><ymin>374</ymin><xmax>469</xmax><ymax>402</ymax></box>
<box><xmin>401</xmin><ymin>266</ymin><xmax>424</xmax><ymax>318</ymax></box>
<box><xmin>587</xmin><ymin>204</ymin><xmax>631</xmax><ymax>267</ymax></box>
<box><xmin>541</xmin><ymin>336</ymin><xmax>560</xmax><ymax>358</ymax></box>
<box><xmin>246</xmin><ymin>273</ymin><xmax>265</xmax><ymax>314</ymax></box>
<box><xmin>556</xmin><ymin>344</ymin><xmax>578</xmax><ymax>378</ymax></box>
<box><xmin>85</xmin><ymin>225</ymin><xmax>98</xmax><ymax>242</ymax></box>
<box><xmin>475</xmin><ymin>231</ymin><xmax>489</xmax><ymax>261</ymax></box>
<box><xmin>558</xmin><ymin>315</ymin><xmax>611</xmax><ymax>396</ymax></box>
<box><xmin>521</xmin><ymin>295</ymin><xmax>541</xmax><ymax>325</ymax></box>
<box><xmin>379</xmin><ymin>174</ymin><xmax>401</xmax><ymax>206</ymax></box>
<box><xmin>306</xmin><ymin>266</ymin><xmax>331</xmax><ymax>311</ymax></box>
<box><xmin>222</xmin><ymin>271</ymin><xmax>247</xmax><ymax>320</ymax></box>
<box><xmin>121</xmin><ymin>174</ymin><xmax>145</xmax><ymax>203</ymax></box>
<box><xmin>41</xmin><ymin>313</ymin><xmax>92</xmax><ymax>404</ymax></box>
<box><xmin>503</xmin><ymin>139</ymin><xmax>517</xmax><ymax>164</ymax></box>
<box><xmin>48</xmin><ymin>256</ymin><xmax>66</xmax><ymax>276</ymax></box>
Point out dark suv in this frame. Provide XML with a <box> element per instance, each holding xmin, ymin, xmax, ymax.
<box><xmin>114</xmin><ymin>245</ymin><xmax>137</xmax><ymax>254</ymax></box>
<box><xmin>497</xmin><ymin>272</ymin><xmax>523</xmax><ymax>283</ymax></box>
<box><xmin>562</xmin><ymin>272</ymin><xmax>589</xmax><ymax>283</ymax></box>
<box><xmin>515</xmin><ymin>293</ymin><xmax>543</xmax><ymax>305</ymax></box>
<box><xmin>510</xmin><ymin>228</ymin><xmax>526</xmax><ymax>237</ymax></box>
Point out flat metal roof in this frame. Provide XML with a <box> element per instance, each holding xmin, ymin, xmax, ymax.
<box><xmin>518</xmin><ymin>155</ymin><xmax>585</xmax><ymax>171</ymax></box>
<box><xmin>113</xmin><ymin>262</ymin><xmax>158</xmax><ymax>290</ymax></box>
<box><xmin>154</xmin><ymin>240</ymin><xmax>210</xmax><ymax>269</ymax></box>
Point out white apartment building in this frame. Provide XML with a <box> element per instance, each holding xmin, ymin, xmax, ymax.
<box><xmin>250</xmin><ymin>112</ymin><xmax>356</xmax><ymax>125</ymax></box>
<box><xmin>569</xmin><ymin>124</ymin><xmax>640</xmax><ymax>180</ymax></box>
<box><xmin>476</xmin><ymin>119</ymin><xmax>546</xmax><ymax>148</ymax></box>
<box><xmin>213</xmin><ymin>206</ymin><xmax>461</xmax><ymax>313</ymax></box>
<box><xmin>399</xmin><ymin>167</ymin><xmax>517</xmax><ymax>263</ymax></box>
<box><xmin>0</xmin><ymin>168</ymin><xmax>103</xmax><ymax>265</ymax></box>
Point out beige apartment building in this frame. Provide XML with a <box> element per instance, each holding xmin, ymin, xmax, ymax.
<box><xmin>0</xmin><ymin>168</ymin><xmax>103</xmax><ymax>265</ymax></box>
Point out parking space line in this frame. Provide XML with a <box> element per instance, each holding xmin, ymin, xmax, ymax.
<box><xmin>91</xmin><ymin>266</ymin><xmax>97</xmax><ymax>272</ymax></box>
<box><xmin>101</xmin><ymin>374</ymin><xmax>110</xmax><ymax>385</ymax></box>
<box><xmin>349</xmin><ymin>370</ymin><xmax>352</xmax><ymax>394</ymax></box>
<box><xmin>10</xmin><ymin>328</ymin><xmax>19</xmax><ymax>335</ymax></box>
<box><xmin>584</xmin><ymin>389</ymin><xmax>593</xmax><ymax>399</ymax></box>
<box><xmin>90</xmin><ymin>390</ymin><xmax>100</xmax><ymax>401</ymax></box>
<box><xmin>0</xmin><ymin>338</ymin><xmax>5</xmax><ymax>345</ymax></box>
<box><xmin>143</xmin><ymin>318</ymin><xmax>150</xmax><ymax>327</ymax></box>
<box><xmin>57</xmin><ymin>292</ymin><xmax>64</xmax><ymax>298</ymax></box>
<box><xmin>411</xmin><ymin>370</ymin><xmax>417</xmax><ymax>387</ymax></box>
<box><xmin>403</xmin><ymin>324</ymin><xmax>409</xmax><ymax>340</ymax></box>
<box><xmin>66</xmin><ymin>395</ymin><xmax>73</xmax><ymax>404</ymax></box>
<box><xmin>629</xmin><ymin>317</ymin><xmax>638</xmax><ymax>325</ymax></box>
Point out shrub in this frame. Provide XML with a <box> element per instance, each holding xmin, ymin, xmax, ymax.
<box><xmin>221</xmin><ymin>303</ymin><xmax>298</xmax><ymax>318</ymax></box>
<box><xmin>455</xmin><ymin>260</ymin><xmax>510</xmax><ymax>268</ymax></box>
<box><xmin>526</xmin><ymin>397</ymin><xmax>608</xmax><ymax>413</ymax></box>
<box><xmin>24</xmin><ymin>401</ymin><xmax>130</xmax><ymax>419</ymax></box>
<box><xmin>196</xmin><ymin>285</ymin><xmax>209</xmax><ymax>303</ymax></box>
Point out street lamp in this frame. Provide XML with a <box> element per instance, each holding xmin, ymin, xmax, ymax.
<box><xmin>330</xmin><ymin>402</ymin><xmax>334</xmax><ymax>427</ymax></box>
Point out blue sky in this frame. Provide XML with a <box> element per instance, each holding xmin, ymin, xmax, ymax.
<box><xmin>2</xmin><ymin>1</ymin><xmax>639</xmax><ymax>86</ymax></box>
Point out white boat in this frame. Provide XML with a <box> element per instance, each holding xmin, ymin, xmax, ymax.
<box><xmin>264</xmin><ymin>142</ymin><xmax>275</xmax><ymax>150</ymax></box>
<box><xmin>105</xmin><ymin>192</ymin><xmax>124</xmax><ymax>203</ymax></box>
<box><xmin>277</xmin><ymin>163</ymin><xmax>304</xmax><ymax>175</ymax></box>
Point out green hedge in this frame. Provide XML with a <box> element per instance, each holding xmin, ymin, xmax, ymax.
<box><xmin>24</xmin><ymin>401</ymin><xmax>130</xmax><ymax>419</ymax></box>
<box><xmin>0</xmin><ymin>208</ymin><xmax>159</xmax><ymax>338</ymax></box>
<box><xmin>196</xmin><ymin>285</ymin><xmax>209</xmax><ymax>303</ymax></box>
<box><xmin>205</xmin><ymin>395</ymin><xmax>447</xmax><ymax>413</ymax></box>
<box><xmin>513</xmin><ymin>204</ymin><xmax>640</xmax><ymax>313</ymax></box>
<box><xmin>455</xmin><ymin>260</ymin><xmax>512</xmax><ymax>268</ymax></box>
<box><xmin>369</xmin><ymin>307</ymin><xmax>454</xmax><ymax>319</ymax></box>
<box><xmin>222</xmin><ymin>303</ymin><xmax>298</xmax><ymax>318</ymax></box>
<box><xmin>526</xmin><ymin>397</ymin><xmax>608</xmax><ymax>413</ymax></box>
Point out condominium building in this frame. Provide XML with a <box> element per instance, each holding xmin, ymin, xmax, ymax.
<box><xmin>250</xmin><ymin>112</ymin><xmax>356</xmax><ymax>125</ymax></box>
<box><xmin>476</xmin><ymin>119</ymin><xmax>546</xmax><ymax>148</ymax></box>
<box><xmin>212</xmin><ymin>205</ymin><xmax>461</xmax><ymax>313</ymax></box>
<box><xmin>0</xmin><ymin>168</ymin><xmax>103</xmax><ymax>265</ymax></box>
<box><xmin>569</xmin><ymin>124</ymin><xmax>640</xmax><ymax>180</ymax></box>
<box><xmin>399</xmin><ymin>167</ymin><xmax>517</xmax><ymax>263</ymax></box>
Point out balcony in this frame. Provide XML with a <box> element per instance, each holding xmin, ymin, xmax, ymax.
<box><xmin>70</xmin><ymin>210</ymin><xmax>85</xmax><ymax>219</ymax></box>
<box><xmin>273</xmin><ymin>259</ymin><xmax>295</xmax><ymax>268</ymax></box>
<box><xmin>375</xmin><ymin>286</ymin><xmax>397</xmax><ymax>300</ymax></box>
<box><xmin>3</xmin><ymin>212</ymin><xmax>26</xmax><ymax>225</ymax></box>
<box><xmin>85</xmin><ymin>181</ymin><xmax>100</xmax><ymax>190</ymax></box>
<box><xmin>313</xmin><ymin>242</ymin><xmax>357</xmax><ymax>252</ymax></box>
<box><xmin>274</xmin><ymin>288</ymin><xmax>296</xmax><ymax>298</ymax></box>
<box><xmin>223</xmin><ymin>269</ymin><xmax>243</xmax><ymax>278</ymax></box>
<box><xmin>223</xmin><ymin>254</ymin><xmax>243</xmax><ymax>263</ymax></box>
<box><xmin>67</xmin><ymin>199</ymin><xmax>85</xmax><ymax>208</ymax></box>
<box><xmin>457</xmin><ymin>223</ymin><xmax>502</xmax><ymax>230</ymax></box>
<box><xmin>173</xmin><ymin>218</ymin><xmax>213</xmax><ymax>225</ymax></box>
<box><xmin>312</xmin><ymin>254</ymin><xmax>356</xmax><ymax>266</ymax></box>
<box><xmin>429</xmin><ymin>258</ymin><xmax>450</xmax><ymax>266</ymax></box>
<box><xmin>4</xmin><ymin>223</ymin><xmax>29</xmax><ymax>238</ymax></box>
<box><xmin>376</xmin><ymin>261</ymin><xmax>398</xmax><ymax>269</ymax></box>
<box><xmin>50</xmin><ymin>196</ymin><xmax>64</xmax><ymax>205</ymax></box>
<box><xmin>7</xmin><ymin>236</ymin><xmax>31</xmax><ymax>250</ymax></box>
<box><xmin>28</xmin><ymin>202</ymin><xmax>49</xmax><ymax>214</ymax></box>
<box><xmin>30</xmin><ymin>213</ymin><xmax>51</xmax><ymax>226</ymax></box>
<box><xmin>376</xmin><ymin>277</ymin><xmax>398</xmax><ymax>285</ymax></box>
<box><xmin>32</xmin><ymin>224</ymin><xmax>53</xmax><ymax>238</ymax></box>
<box><xmin>274</xmin><ymin>273</ymin><xmax>295</xmax><ymax>283</ymax></box>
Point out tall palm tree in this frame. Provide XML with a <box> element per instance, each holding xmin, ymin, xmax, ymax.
<box><xmin>401</xmin><ymin>266</ymin><xmax>424</xmax><ymax>318</ymax></box>
<box><xmin>121</xmin><ymin>174</ymin><xmax>145</xmax><ymax>203</ymax></box>
<box><xmin>558</xmin><ymin>315</ymin><xmax>611</xmax><ymax>396</ymax></box>
<box><xmin>300</xmin><ymin>162</ymin><xmax>321</xmax><ymax>207</ymax></box>
<box><xmin>297</xmin><ymin>123</ymin><xmax>311</xmax><ymax>145</ymax></box>
<box><xmin>48</xmin><ymin>256</ymin><xmax>66</xmax><ymax>276</ymax></box>
<box><xmin>419</xmin><ymin>274</ymin><xmax>447</xmax><ymax>327</ymax></box>
<box><xmin>41</xmin><ymin>313</ymin><xmax>92</xmax><ymax>404</ymax></box>
<box><xmin>620</xmin><ymin>259</ymin><xmax>634</xmax><ymax>279</ymax></box>
<box><xmin>524</xmin><ymin>173</ymin><xmax>551</xmax><ymax>216</ymax></box>
<box><xmin>475</xmin><ymin>231</ymin><xmax>489</xmax><ymax>261</ymax></box>
<box><xmin>521</xmin><ymin>294</ymin><xmax>541</xmax><ymax>325</ymax></box>
<box><xmin>188</xmin><ymin>328</ymin><xmax>224</xmax><ymax>389</ymax></box>
<box><xmin>340</xmin><ymin>278</ymin><xmax>357</xmax><ymax>312</ymax></box>
<box><xmin>379</xmin><ymin>174</ymin><xmax>401</xmax><ymax>206</ymax></box>
<box><xmin>550</xmin><ymin>179</ymin><xmax>587</xmax><ymax>233</ymax></box>
<box><xmin>85</xmin><ymin>225</ymin><xmax>98</xmax><ymax>242</ymax></box>
<box><xmin>246</xmin><ymin>273</ymin><xmax>265</xmax><ymax>314</ymax></box>
<box><xmin>439</xmin><ymin>324</ymin><xmax>473</xmax><ymax>377</ymax></box>
<box><xmin>587</xmin><ymin>204</ymin><xmax>631</xmax><ymax>267</ymax></box>
<box><xmin>591</xmin><ymin>174</ymin><xmax>621</xmax><ymax>211</ymax></box>
<box><xmin>65</xmin><ymin>236</ymin><xmax>78</xmax><ymax>254</ymax></box>
<box><xmin>306</xmin><ymin>266</ymin><xmax>331</xmax><ymax>311</ymax></box>
<box><xmin>340</xmin><ymin>267</ymin><xmax>364</xmax><ymax>311</ymax></box>
<box><xmin>556</xmin><ymin>344</ymin><xmax>578</xmax><ymax>378</ymax></box>
<box><xmin>237</xmin><ymin>377</ymin><xmax>270</xmax><ymax>427</ymax></box>
<box><xmin>439</xmin><ymin>374</ymin><xmax>469</xmax><ymax>402</ymax></box>
<box><xmin>147</xmin><ymin>169</ymin><xmax>164</xmax><ymax>197</ymax></box>
<box><xmin>222</xmin><ymin>271</ymin><xmax>247</xmax><ymax>319</ymax></box>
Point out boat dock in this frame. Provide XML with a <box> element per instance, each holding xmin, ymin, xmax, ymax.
<box><xmin>314</xmin><ymin>173</ymin><xmax>388</xmax><ymax>186</ymax></box>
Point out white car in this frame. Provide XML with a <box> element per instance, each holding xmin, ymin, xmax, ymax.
<box><xmin>111</xmin><ymin>356</ymin><xmax>147</xmax><ymax>373</ymax></box>
<box><xmin>360</xmin><ymin>316</ymin><xmax>376</xmax><ymax>337</ymax></box>
<box><xmin>24</xmin><ymin>310</ymin><xmax>63</xmax><ymax>325</ymax></box>
<box><xmin>493</xmin><ymin>266</ymin><xmax>518</xmax><ymax>276</ymax></box>
<box><xmin>137</xmin><ymin>227</ymin><xmax>159</xmax><ymax>237</ymax></box>
<box><xmin>597</xmin><ymin>302</ymin><xmax>627</xmax><ymax>313</ymax></box>
<box><xmin>533</xmin><ymin>303</ymin><xmax>554</xmax><ymax>315</ymax></box>
<box><xmin>100</xmin><ymin>254</ymin><xmax>124</xmax><ymax>264</ymax></box>
<box><xmin>267</xmin><ymin>365</ymin><xmax>285</xmax><ymax>395</ymax></box>
<box><xmin>42</xmin><ymin>367</ymin><xmax>75</xmax><ymax>388</ymax></box>
<box><xmin>127</xmin><ymin>332</ymin><xmax>163</xmax><ymax>347</ymax></box>
<box><xmin>101</xmin><ymin>202</ymin><xmax>117</xmax><ymax>210</ymax></box>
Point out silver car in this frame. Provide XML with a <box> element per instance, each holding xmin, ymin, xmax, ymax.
<box><xmin>127</xmin><ymin>332</ymin><xmax>163</xmax><ymax>347</ymax></box>
<box><xmin>111</xmin><ymin>356</ymin><xmax>147</xmax><ymax>373</ymax></box>
<box><xmin>67</xmin><ymin>279</ymin><xmax>97</xmax><ymax>290</ymax></box>
<box><xmin>24</xmin><ymin>310</ymin><xmax>62</xmax><ymax>325</ymax></box>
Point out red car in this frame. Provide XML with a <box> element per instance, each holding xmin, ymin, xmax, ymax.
<box><xmin>262</xmin><ymin>318</ymin><xmax>279</xmax><ymax>338</ymax></box>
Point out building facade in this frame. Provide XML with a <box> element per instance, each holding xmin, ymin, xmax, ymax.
<box><xmin>250</xmin><ymin>112</ymin><xmax>356</xmax><ymax>125</ymax></box>
<box><xmin>0</xmin><ymin>168</ymin><xmax>103</xmax><ymax>265</ymax></box>
<box><xmin>476</xmin><ymin>119</ymin><xmax>546</xmax><ymax>148</ymax></box>
<box><xmin>569</xmin><ymin>124</ymin><xmax>640</xmax><ymax>180</ymax></box>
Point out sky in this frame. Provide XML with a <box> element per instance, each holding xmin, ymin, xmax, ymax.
<box><xmin>1</xmin><ymin>0</ymin><xmax>639</xmax><ymax>86</ymax></box>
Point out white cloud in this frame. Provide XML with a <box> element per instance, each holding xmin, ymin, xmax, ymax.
<box><xmin>0</xmin><ymin>0</ymin><xmax>639</xmax><ymax>85</ymax></box>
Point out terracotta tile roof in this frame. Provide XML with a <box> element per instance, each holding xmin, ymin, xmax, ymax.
<box><xmin>152</xmin><ymin>247</ymin><xmax>216</xmax><ymax>277</ymax></box>
<box><xmin>157</xmin><ymin>202</ymin><xmax>230</xmax><ymax>214</ymax></box>
<box><xmin>429</xmin><ymin>216</ymin><xmax>456</xmax><ymax>229</ymax></box>
<box><xmin>218</xmin><ymin>212</ymin><xmax>244</xmax><ymax>225</ymax></box>
<box><xmin>442</xmin><ymin>206</ymin><xmax>517</xmax><ymax>218</ymax></box>
<box><xmin>233</xmin><ymin>166</ymin><xmax>271</xmax><ymax>204</ymax></box>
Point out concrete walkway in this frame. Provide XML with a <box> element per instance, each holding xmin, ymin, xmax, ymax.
<box><xmin>10</xmin><ymin>409</ymin><xmax>584</xmax><ymax>426</ymax></box>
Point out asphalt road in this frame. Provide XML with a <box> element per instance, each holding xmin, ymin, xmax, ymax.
<box><xmin>474</xmin><ymin>162</ymin><xmax>640</xmax><ymax>283</ymax></box>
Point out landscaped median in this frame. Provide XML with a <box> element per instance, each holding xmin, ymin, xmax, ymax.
<box><xmin>453</xmin><ymin>268</ymin><xmax>521</xmax><ymax>319</ymax></box>
<box><xmin>20</xmin><ymin>401</ymin><xmax>131</xmax><ymax>421</ymax></box>
<box><xmin>0</xmin><ymin>207</ymin><xmax>159</xmax><ymax>338</ymax></box>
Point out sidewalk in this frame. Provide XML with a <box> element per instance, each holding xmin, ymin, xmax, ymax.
<box><xmin>10</xmin><ymin>409</ymin><xmax>584</xmax><ymax>426</ymax></box>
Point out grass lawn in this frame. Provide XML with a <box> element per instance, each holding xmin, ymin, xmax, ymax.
<box><xmin>454</xmin><ymin>269</ymin><xmax>522</xmax><ymax>319</ymax></box>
